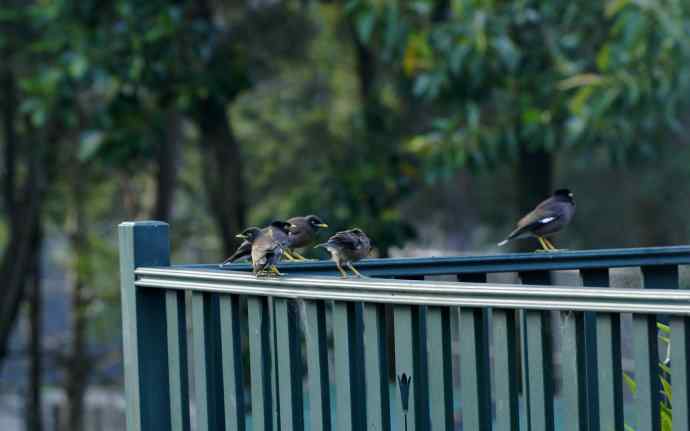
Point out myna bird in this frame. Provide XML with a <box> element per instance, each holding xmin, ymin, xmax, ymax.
<box><xmin>221</xmin><ymin>221</ymin><xmax>294</xmax><ymax>267</ymax></box>
<box><xmin>286</xmin><ymin>214</ymin><xmax>329</xmax><ymax>259</ymax></box>
<box><xmin>315</xmin><ymin>228</ymin><xmax>372</xmax><ymax>278</ymax></box>
<box><xmin>498</xmin><ymin>189</ymin><xmax>575</xmax><ymax>251</ymax></box>
<box><xmin>232</xmin><ymin>226</ymin><xmax>286</xmax><ymax>276</ymax></box>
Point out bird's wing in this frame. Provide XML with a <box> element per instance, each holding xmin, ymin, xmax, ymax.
<box><xmin>504</xmin><ymin>206</ymin><xmax>561</xmax><ymax>240</ymax></box>
<box><xmin>223</xmin><ymin>241</ymin><xmax>252</xmax><ymax>263</ymax></box>
<box><xmin>327</xmin><ymin>231</ymin><xmax>360</xmax><ymax>250</ymax></box>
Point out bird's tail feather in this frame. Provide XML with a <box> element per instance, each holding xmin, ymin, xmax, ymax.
<box><xmin>497</xmin><ymin>239</ymin><xmax>509</xmax><ymax>247</ymax></box>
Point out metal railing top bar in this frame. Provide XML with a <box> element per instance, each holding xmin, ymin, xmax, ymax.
<box><xmin>177</xmin><ymin>245</ymin><xmax>690</xmax><ymax>276</ymax></box>
<box><xmin>134</xmin><ymin>267</ymin><xmax>690</xmax><ymax>314</ymax></box>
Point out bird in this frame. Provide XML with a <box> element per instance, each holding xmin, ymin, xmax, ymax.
<box><xmin>498</xmin><ymin>188</ymin><xmax>575</xmax><ymax>251</ymax></box>
<box><xmin>220</xmin><ymin>221</ymin><xmax>294</xmax><ymax>266</ymax></box>
<box><xmin>231</xmin><ymin>225</ymin><xmax>288</xmax><ymax>276</ymax></box>
<box><xmin>315</xmin><ymin>228</ymin><xmax>372</xmax><ymax>278</ymax></box>
<box><xmin>286</xmin><ymin>214</ymin><xmax>329</xmax><ymax>259</ymax></box>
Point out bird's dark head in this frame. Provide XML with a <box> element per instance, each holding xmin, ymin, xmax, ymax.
<box><xmin>553</xmin><ymin>188</ymin><xmax>575</xmax><ymax>204</ymax></box>
<box><xmin>236</xmin><ymin>227</ymin><xmax>262</xmax><ymax>242</ymax></box>
<box><xmin>269</xmin><ymin>220</ymin><xmax>293</xmax><ymax>234</ymax></box>
<box><xmin>306</xmin><ymin>215</ymin><xmax>329</xmax><ymax>229</ymax></box>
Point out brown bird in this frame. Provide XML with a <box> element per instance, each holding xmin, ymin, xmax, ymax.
<box><xmin>232</xmin><ymin>225</ymin><xmax>287</xmax><ymax>276</ymax></box>
<box><xmin>220</xmin><ymin>221</ymin><xmax>293</xmax><ymax>266</ymax></box>
<box><xmin>286</xmin><ymin>215</ymin><xmax>329</xmax><ymax>259</ymax></box>
<box><xmin>498</xmin><ymin>189</ymin><xmax>575</xmax><ymax>251</ymax></box>
<box><xmin>315</xmin><ymin>228</ymin><xmax>372</xmax><ymax>278</ymax></box>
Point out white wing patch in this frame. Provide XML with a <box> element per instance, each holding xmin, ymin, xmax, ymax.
<box><xmin>539</xmin><ymin>216</ymin><xmax>556</xmax><ymax>224</ymax></box>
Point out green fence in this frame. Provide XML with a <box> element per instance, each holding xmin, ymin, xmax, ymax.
<box><xmin>119</xmin><ymin>221</ymin><xmax>690</xmax><ymax>431</ymax></box>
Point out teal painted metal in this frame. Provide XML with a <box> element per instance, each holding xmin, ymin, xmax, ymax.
<box><xmin>458</xmin><ymin>307</ymin><xmax>491</xmax><ymax>431</ymax></box>
<box><xmin>394</xmin><ymin>305</ymin><xmax>417</xmax><ymax>430</ymax></box>
<box><xmin>519</xmin><ymin>271</ymin><xmax>555</xmax><ymax>431</ymax></box>
<box><xmin>118</xmin><ymin>221</ymin><xmax>172</xmax><ymax>431</ymax></box>
<box><xmin>559</xmin><ymin>311</ymin><xmax>587</xmax><ymax>431</ymax></box>
<box><xmin>274</xmin><ymin>298</ymin><xmax>304</xmax><ymax>430</ymax></box>
<box><xmin>165</xmin><ymin>291</ymin><xmax>190</xmax><ymax>431</ymax></box>
<box><xmin>304</xmin><ymin>300</ymin><xmax>332</xmax><ymax>431</ymax></box>
<box><xmin>121</xmin><ymin>221</ymin><xmax>690</xmax><ymax>431</ymax></box>
<box><xmin>426</xmin><ymin>307</ymin><xmax>453</xmax><ymax>431</ymax></box>
<box><xmin>215</xmin><ymin>245</ymin><xmax>690</xmax><ymax>276</ymax></box>
<box><xmin>247</xmin><ymin>296</ymin><xmax>275</xmax><ymax>431</ymax></box>
<box><xmin>580</xmin><ymin>268</ymin><xmax>609</xmax><ymax>430</ymax></box>
<box><xmin>633</xmin><ymin>314</ymin><xmax>661</xmax><ymax>431</ymax></box>
<box><xmin>191</xmin><ymin>292</ymin><xmax>225</xmax><ymax>431</ymax></box>
<box><xmin>333</xmin><ymin>301</ymin><xmax>364</xmax><ymax>430</ymax></box>
<box><xmin>671</xmin><ymin>316</ymin><xmax>690</xmax><ymax>431</ymax></box>
<box><xmin>492</xmin><ymin>309</ymin><xmax>519</xmax><ymax>431</ymax></box>
<box><xmin>218</xmin><ymin>294</ymin><xmax>245</xmax><ymax>431</ymax></box>
<box><xmin>595</xmin><ymin>313</ymin><xmax>623</xmax><ymax>431</ymax></box>
<box><xmin>363</xmin><ymin>302</ymin><xmax>390</xmax><ymax>431</ymax></box>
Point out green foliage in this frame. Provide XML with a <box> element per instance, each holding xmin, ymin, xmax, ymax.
<box><xmin>352</xmin><ymin>0</ymin><xmax>690</xmax><ymax>175</ymax></box>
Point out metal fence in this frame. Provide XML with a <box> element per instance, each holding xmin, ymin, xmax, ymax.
<box><xmin>119</xmin><ymin>221</ymin><xmax>690</xmax><ymax>431</ymax></box>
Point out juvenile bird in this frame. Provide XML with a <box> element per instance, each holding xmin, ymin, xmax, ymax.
<box><xmin>498</xmin><ymin>189</ymin><xmax>575</xmax><ymax>251</ymax></box>
<box><xmin>232</xmin><ymin>225</ymin><xmax>287</xmax><ymax>276</ymax></box>
<box><xmin>286</xmin><ymin>215</ymin><xmax>329</xmax><ymax>259</ymax></box>
<box><xmin>315</xmin><ymin>228</ymin><xmax>372</xmax><ymax>278</ymax></box>
<box><xmin>220</xmin><ymin>221</ymin><xmax>293</xmax><ymax>267</ymax></box>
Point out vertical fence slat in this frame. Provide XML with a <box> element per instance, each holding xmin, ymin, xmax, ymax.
<box><xmin>191</xmin><ymin>292</ymin><xmax>225</xmax><ymax>431</ymax></box>
<box><xmin>305</xmin><ymin>300</ymin><xmax>332</xmax><ymax>431</ymax></box>
<box><xmin>559</xmin><ymin>311</ymin><xmax>587</xmax><ymax>431</ymax></box>
<box><xmin>427</xmin><ymin>306</ymin><xmax>454</xmax><ymax>431</ymax></box>
<box><xmin>274</xmin><ymin>298</ymin><xmax>304</xmax><ymax>430</ymax></box>
<box><xmin>363</xmin><ymin>302</ymin><xmax>391</xmax><ymax>431</ymax></box>
<box><xmin>595</xmin><ymin>312</ymin><xmax>624</xmax><ymax>431</ymax></box>
<box><xmin>394</xmin><ymin>305</ymin><xmax>417</xmax><ymax>430</ymax></box>
<box><xmin>633</xmin><ymin>314</ymin><xmax>661</xmax><ymax>431</ymax></box>
<box><xmin>248</xmin><ymin>296</ymin><xmax>275</xmax><ymax>431</ymax></box>
<box><xmin>493</xmin><ymin>309</ymin><xmax>519</xmax><ymax>431</ymax></box>
<box><xmin>458</xmin><ymin>307</ymin><xmax>491</xmax><ymax>431</ymax></box>
<box><xmin>580</xmin><ymin>268</ymin><xmax>610</xmax><ymax>430</ymax></box>
<box><xmin>672</xmin><ymin>316</ymin><xmax>690</xmax><ymax>431</ymax></box>
<box><xmin>118</xmin><ymin>221</ymin><xmax>172</xmax><ymax>431</ymax></box>
<box><xmin>333</xmin><ymin>301</ymin><xmax>367</xmax><ymax>430</ymax></box>
<box><xmin>165</xmin><ymin>291</ymin><xmax>190</xmax><ymax>431</ymax></box>
<box><xmin>219</xmin><ymin>294</ymin><xmax>245</xmax><ymax>431</ymax></box>
<box><xmin>519</xmin><ymin>271</ymin><xmax>555</xmax><ymax>431</ymax></box>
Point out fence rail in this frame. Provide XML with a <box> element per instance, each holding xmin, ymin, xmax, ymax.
<box><xmin>119</xmin><ymin>221</ymin><xmax>690</xmax><ymax>431</ymax></box>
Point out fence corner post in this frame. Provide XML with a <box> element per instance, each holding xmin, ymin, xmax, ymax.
<box><xmin>119</xmin><ymin>221</ymin><xmax>172</xmax><ymax>431</ymax></box>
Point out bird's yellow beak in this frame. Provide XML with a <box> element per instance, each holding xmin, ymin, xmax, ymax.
<box><xmin>235</xmin><ymin>234</ymin><xmax>247</xmax><ymax>239</ymax></box>
<box><xmin>316</xmin><ymin>223</ymin><xmax>329</xmax><ymax>228</ymax></box>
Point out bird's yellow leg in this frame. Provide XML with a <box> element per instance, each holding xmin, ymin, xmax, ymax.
<box><xmin>270</xmin><ymin>266</ymin><xmax>284</xmax><ymax>276</ymax></box>
<box><xmin>283</xmin><ymin>251</ymin><xmax>297</xmax><ymax>261</ymax></box>
<box><xmin>347</xmin><ymin>263</ymin><xmax>364</xmax><ymax>278</ymax></box>
<box><xmin>290</xmin><ymin>251</ymin><xmax>308</xmax><ymax>260</ymax></box>
<box><xmin>336</xmin><ymin>263</ymin><xmax>348</xmax><ymax>278</ymax></box>
<box><xmin>537</xmin><ymin>237</ymin><xmax>550</xmax><ymax>251</ymax></box>
<box><xmin>544</xmin><ymin>238</ymin><xmax>557</xmax><ymax>250</ymax></box>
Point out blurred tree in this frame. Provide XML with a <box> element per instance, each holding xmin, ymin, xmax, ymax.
<box><xmin>350</xmin><ymin>0</ymin><xmax>690</xmax><ymax>247</ymax></box>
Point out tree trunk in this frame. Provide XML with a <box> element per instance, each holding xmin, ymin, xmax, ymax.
<box><xmin>197</xmin><ymin>98</ymin><xmax>246</xmax><ymax>256</ymax></box>
<box><xmin>515</xmin><ymin>142</ymin><xmax>553</xmax><ymax>251</ymax></box>
<box><xmin>65</xmin><ymin>174</ymin><xmax>89</xmax><ymax>431</ymax></box>
<box><xmin>27</xmin><ymin>225</ymin><xmax>43</xmax><ymax>431</ymax></box>
<box><xmin>152</xmin><ymin>109</ymin><xmax>181</xmax><ymax>222</ymax></box>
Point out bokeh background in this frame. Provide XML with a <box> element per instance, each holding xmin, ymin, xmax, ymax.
<box><xmin>1</xmin><ymin>0</ymin><xmax>690</xmax><ymax>429</ymax></box>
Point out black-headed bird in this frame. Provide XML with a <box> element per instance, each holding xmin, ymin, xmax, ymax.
<box><xmin>315</xmin><ymin>228</ymin><xmax>372</xmax><ymax>278</ymax></box>
<box><xmin>221</xmin><ymin>221</ymin><xmax>293</xmax><ymax>267</ymax></box>
<box><xmin>498</xmin><ymin>189</ymin><xmax>575</xmax><ymax>251</ymax></box>
<box><xmin>231</xmin><ymin>226</ymin><xmax>287</xmax><ymax>277</ymax></box>
<box><xmin>286</xmin><ymin>214</ymin><xmax>329</xmax><ymax>259</ymax></box>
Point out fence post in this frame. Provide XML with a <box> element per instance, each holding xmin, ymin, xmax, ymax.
<box><xmin>119</xmin><ymin>221</ymin><xmax>172</xmax><ymax>431</ymax></box>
